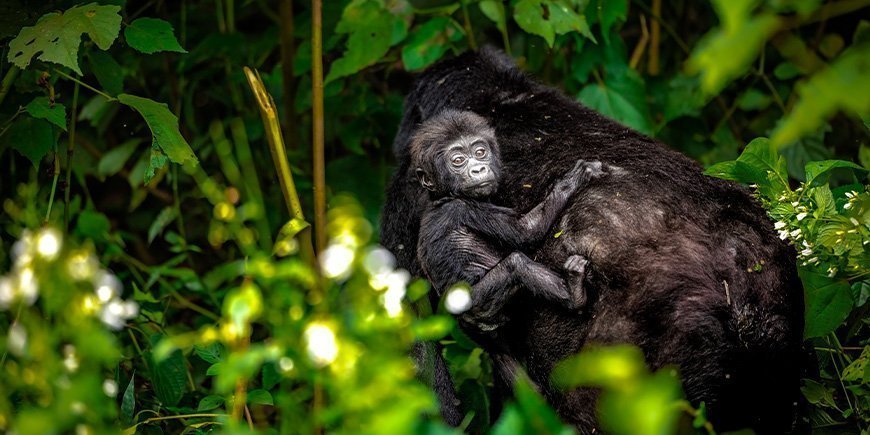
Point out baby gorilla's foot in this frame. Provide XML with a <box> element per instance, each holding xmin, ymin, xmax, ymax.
<box><xmin>563</xmin><ymin>255</ymin><xmax>589</xmax><ymax>310</ymax></box>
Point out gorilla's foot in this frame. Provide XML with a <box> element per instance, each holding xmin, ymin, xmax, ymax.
<box><xmin>564</xmin><ymin>255</ymin><xmax>589</xmax><ymax>310</ymax></box>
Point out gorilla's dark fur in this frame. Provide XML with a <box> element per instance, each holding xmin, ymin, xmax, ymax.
<box><xmin>381</xmin><ymin>48</ymin><xmax>804</xmax><ymax>432</ymax></box>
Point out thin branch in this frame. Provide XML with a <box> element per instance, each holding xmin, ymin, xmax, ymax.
<box><xmin>629</xmin><ymin>15</ymin><xmax>650</xmax><ymax>70</ymax></box>
<box><xmin>647</xmin><ymin>0</ymin><xmax>661</xmax><ymax>75</ymax></box>
<box><xmin>0</xmin><ymin>66</ymin><xmax>20</xmax><ymax>107</ymax></box>
<box><xmin>52</xmin><ymin>69</ymin><xmax>116</xmax><ymax>102</ymax></box>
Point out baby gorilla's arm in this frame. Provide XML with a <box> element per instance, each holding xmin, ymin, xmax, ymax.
<box><xmin>462</xmin><ymin>252</ymin><xmax>576</xmax><ymax>330</ymax></box>
<box><xmin>465</xmin><ymin>160</ymin><xmax>606</xmax><ymax>248</ymax></box>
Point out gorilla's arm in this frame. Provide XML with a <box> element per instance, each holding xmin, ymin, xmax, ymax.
<box><xmin>465</xmin><ymin>160</ymin><xmax>604</xmax><ymax>248</ymax></box>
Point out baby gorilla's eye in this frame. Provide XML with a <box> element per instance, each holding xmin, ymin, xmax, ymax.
<box><xmin>474</xmin><ymin>147</ymin><xmax>487</xmax><ymax>158</ymax></box>
<box><xmin>451</xmin><ymin>155</ymin><xmax>466</xmax><ymax>166</ymax></box>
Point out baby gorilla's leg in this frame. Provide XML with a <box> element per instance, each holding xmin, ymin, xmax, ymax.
<box><xmin>504</xmin><ymin>252</ymin><xmax>577</xmax><ymax>309</ymax></box>
<box><xmin>563</xmin><ymin>255</ymin><xmax>589</xmax><ymax>309</ymax></box>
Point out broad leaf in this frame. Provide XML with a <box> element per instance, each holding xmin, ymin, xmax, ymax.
<box><xmin>117</xmin><ymin>94</ymin><xmax>197</xmax><ymax>171</ymax></box>
<box><xmin>803</xmin><ymin>159</ymin><xmax>866</xmax><ymax>188</ymax></box>
<box><xmin>325</xmin><ymin>0</ymin><xmax>406</xmax><ymax>83</ymax></box>
<box><xmin>799</xmin><ymin>266</ymin><xmax>853</xmax><ymax>339</ymax></box>
<box><xmin>771</xmin><ymin>45</ymin><xmax>870</xmax><ymax>146</ymax></box>
<box><xmin>7</xmin><ymin>3</ymin><xmax>122</xmax><ymax>74</ymax></box>
<box><xmin>87</xmin><ymin>50</ymin><xmax>124</xmax><ymax>96</ymax></box>
<box><xmin>514</xmin><ymin>0</ymin><xmax>594</xmax><ymax>47</ymax></box>
<box><xmin>479</xmin><ymin>0</ymin><xmax>508</xmax><ymax>34</ymax></box>
<box><xmin>4</xmin><ymin>116</ymin><xmax>56</xmax><ymax>167</ymax></box>
<box><xmin>597</xmin><ymin>0</ymin><xmax>627</xmax><ymax>44</ymax></box>
<box><xmin>97</xmin><ymin>139</ymin><xmax>140</xmax><ymax>179</ymax></box>
<box><xmin>148</xmin><ymin>207</ymin><xmax>179</xmax><ymax>244</ymax></box>
<box><xmin>25</xmin><ymin>97</ymin><xmax>67</xmax><ymax>131</ymax></box>
<box><xmin>687</xmin><ymin>0</ymin><xmax>780</xmax><ymax>94</ymax></box>
<box><xmin>841</xmin><ymin>346</ymin><xmax>869</xmax><ymax>382</ymax></box>
<box><xmin>150</xmin><ymin>348</ymin><xmax>187</xmax><ymax>406</ymax></box>
<box><xmin>401</xmin><ymin>17</ymin><xmax>463</xmax><ymax>71</ymax></box>
<box><xmin>247</xmin><ymin>389</ymin><xmax>274</xmax><ymax>406</ymax></box>
<box><xmin>578</xmin><ymin>66</ymin><xmax>652</xmax><ymax>135</ymax></box>
<box><xmin>198</xmin><ymin>395</ymin><xmax>225</xmax><ymax>411</ymax></box>
<box><xmin>124</xmin><ymin>18</ymin><xmax>187</xmax><ymax>54</ymax></box>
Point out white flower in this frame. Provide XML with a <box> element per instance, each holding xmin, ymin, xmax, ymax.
<box><xmin>790</xmin><ymin>229</ymin><xmax>801</xmax><ymax>238</ymax></box>
<box><xmin>35</xmin><ymin>228</ymin><xmax>62</xmax><ymax>260</ymax></box>
<box><xmin>827</xmin><ymin>267</ymin><xmax>837</xmax><ymax>278</ymax></box>
<box><xmin>800</xmin><ymin>248</ymin><xmax>813</xmax><ymax>257</ymax></box>
<box><xmin>778</xmin><ymin>230</ymin><xmax>789</xmax><ymax>240</ymax></box>
<box><xmin>850</xmin><ymin>217</ymin><xmax>860</xmax><ymax>226</ymax></box>
<box><xmin>774</xmin><ymin>221</ymin><xmax>786</xmax><ymax>230</ymax></box>
<box><xmin>844</xmin><ymin>202</ymin><xmax>853</xmax><ymax>209</ymax></box>
<box><xmin>790</xmin><ymin>201</ymin><xmax>799</xmax><ymax>207</ymax></box>
<box><xmin>796</xmin><ymin>213</ymin><xmax>807</xmax><ymax>221</ymax></box>
<box><xmin>305</xmin><ymin>323</ymin><xmax>339</xmax><ymax>367</ymax></box>
<box><xmin>445</xmin><ymin>285</ymin><xmax>472</xmax><ymax>314</ymax></box>
<box><xmin>845</xmin><ymin>191</ymin><xmax>855</xmax><ymax>198</ymax></box>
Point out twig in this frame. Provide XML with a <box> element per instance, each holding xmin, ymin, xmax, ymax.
<box><xmin>461</xmin><ymin>0</ymin><xmax>478</xmax><ymax>50</ymax></box>
<box><xmin>45</xmin><ymin>154</ymin><xmax>61</xmax><ymax>223</ymax></box>
<box><xmin>53</xmin><ymin>69</ymin><xmax>115</xmax><ymax>102</ymax></box>
<box><xmin>64</xmin><ymin>83</ymin><xmax>80</xmax><ymax>232</ymax></box>
<box><xmin>311</xmin><ymin>0</ymin><xmax>327</xmax><ymax>255</ymax></box>
<box><xmin>629</xmin><ymin>15</ymin><xmax>650</xmax><ymax>70</ymax></box>
<box><xmin>280</xmin><ymin>0</ymin><xmax>298</xmax><ymax>150</ymax></box>
<box><xmin>647</xmin><ymin>0</ymin><xmax>661</xmax><ymax>75</ymax></box>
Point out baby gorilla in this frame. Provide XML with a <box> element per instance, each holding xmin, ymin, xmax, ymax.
<box><xmin>412</xmin><ymin>110</ymin><xmax>605</xmax><ymax>330</ymax></box>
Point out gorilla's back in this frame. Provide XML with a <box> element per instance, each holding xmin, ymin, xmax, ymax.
<box><xmin>381</xmin><ymin>48</ymin><xmax>804</xmax><ymax>432</ymax></box>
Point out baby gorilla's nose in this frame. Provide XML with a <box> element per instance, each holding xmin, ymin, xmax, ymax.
<box><xmin>471</xmin><ymin>165</ymin><xmax>488</xmax><ymax>176</ymax></box>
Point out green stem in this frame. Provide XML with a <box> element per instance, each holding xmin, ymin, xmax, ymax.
<box><xmin>311</xmin><ymin>0</ymin><xmax>327</xmax><ymax>256</ymax></box>
<box><xmin>53</xmin><ymin>69</ymin><xmax>115</xmax><ymax>101</ymax></box>
<box><xmin>64</xmin><ymin>83</ymin><xmax>80</xmax><ymax>232</ymax></box>
<box><xmin>45</xmin><ymin>154</ymin><xmax>60</xmax><ymax>223</ymax></box>
<box><xmin>0</xmin><ymin>66</ymin><xmax>20</xmax><ymax>107</ymax></box>
<box><xmin>460</xmin><ymin>0</ymin><xmax>477</xmax><ymax>50</ymax></box>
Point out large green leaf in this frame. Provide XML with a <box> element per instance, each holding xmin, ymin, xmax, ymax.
<box><xmin>514</xmin><ymin>0</ymin><xmax>594</xmax><ymax>47</ymax></box>
<box><xmin>7</xmin><ymin>3</ymin><xmax>122</xmax><ymax>74</ymax></box>
<box><xmin>704</xmin><ymin>137</ymin><xmax>789</xmax><ymax>197</ymax></box>
<box><xmin>401</xmin><ymin>17</ymin><xmax>463</xmax><ymax>71</ymax></box>
<box><xmin>25</xmin><ymin>97</ymin><xmax>67</xmax><ymax>131</ymax></box>
<box><xmin>479</xmin><ymin>0</ymin><xmax>508</xmax><ymax>34</ymax></box>
<box><xmin>4</xmin><ymin>116</ymin><xmax>56</xmax><ymax>167</ymax></box>
<box><xmin>325</xmin><ymin>0</ymin><xmax>406</xmax><ymax>83</ymax></box>
<box><xmin>596</xmin><ymin>0</ymin><xmax>627</xmax><ymax>44</ymax></box>
<box><xmin>799</xmin><ymin>266</ymin><xmax>853</xmax><ymax>339</ymax></box>
<box><xmin>150</xmin><ymin>348</ymin><xmax>188</xmax><ymax>406</ymax></box>
<box><xmin>687</xmin><ymin>0</ymin><xmax>780</xmax><ymax>94</ymax></box>
<box><xmin>578</xmin><ymin>66</ymin><xmax>653</xmax><ymax>135</ymax></box>
<box><xmin>771</xmin><ymin>45</ymin><xmax>870</xmax><ymax>146</ymax></box>
<box><xmin>124</xmin><ymin>18</ymin><xmax>187</xmax><ymax>54</ymax></box>
<box><xmin>87</xmin><ymin>50</ymin><xmax>124</xmax><ymax>96</ymax></box>
<box><xmin>117</xmin><ymin>94</ymin><xmax>197</xmax><ymax>170</ymax></box>
<box><xmin>803</xmin><ymin>159</ymin><xmax>866</xmax><ymax>188</ymax></box>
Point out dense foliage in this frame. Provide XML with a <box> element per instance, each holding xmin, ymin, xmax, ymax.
<box><xmin>0</xmin><ymin>0</ymin><xmax>867</xmax><ymax>433</ymax></box>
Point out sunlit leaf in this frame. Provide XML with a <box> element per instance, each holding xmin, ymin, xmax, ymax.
<box><xmin>117</xmin><ymin>94</ymin><xmax>197</xmax><ymax>166</ymax></box>
<box><xmin>124</xmin><ymin>18</ymin><xmax>186</xmax><ymax>54</ymax></box>
<box><xmin>325</xmin><ymin>0</ymin><xmax>406</xmax><ymax>83</ymax></box>
<box><xmin>247</xmin><ymin>389</ymin><xmax>274</xmax><ymax>406</ymax></box>
<box><xmin>771</xmin><ymin>45</ymin><xmax>870</xmax><ymax>147</ymax></box>
<box><xmin>479</xmin><ymin>0</ymin><xmax>508</xmax><ymax>34</ymax></box>
<box><xmin>7</xmin><ymin>3</ymin><xmax>122</xmax><ymax>74</ymax></box>
<box><xmin>198</xmin><ymin>395</ymin><xmax>225</xmax><ymax>411</ymax></box>
<box><xmin>514</xmin><ymin>0</ymin><xmax>594</xmax><ymax>47</ymax></box>
<box><xmin>401</xmin><ymin>17</ymin><xmax>463</xmax><ymax>71</ymax></box>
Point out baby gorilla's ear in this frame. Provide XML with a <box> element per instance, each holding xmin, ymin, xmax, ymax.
<box><xmin>415</xmin><ymin>168</ymin><xmax>436</xmax><ymax>191</ymax></box>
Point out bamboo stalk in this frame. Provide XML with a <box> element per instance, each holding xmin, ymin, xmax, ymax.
<box><xmin>0</xmin><ymin>66</ymin><xmax>19</xmax><ymax>107</ymax></box>
<box><xmin>280</xmin><ymin>0</ymin><xmax>298</xmax><ymax>150</ymax></box>
<box><xmin>647</xmin><ymin>0</ymin><xmax>661</xmax><ymax>75</ymax></box>
<box><xmin>242</xmin><ymin>67</ymin><xmax>316</xmax><ymax>266</ymax></box>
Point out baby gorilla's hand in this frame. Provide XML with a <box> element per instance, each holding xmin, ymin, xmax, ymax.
<box><xmin>553</xmin><ymin>160</ymin><xmax>607</xmax><ymax>196</ymax></box>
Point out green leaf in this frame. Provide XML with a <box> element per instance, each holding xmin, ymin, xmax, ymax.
<box><xmin>325</xmin><ymin>0</ymin><xmax>405</xmax><ymax>83</ymax></box>
<box><xmin>801</xmin><ymin>379</ymin><xmax>836</xmax><ymax>407</ymax></box>
<box><xmin>553</xmin><ymin>345</ymin><xmax>647</xmax><ymax>389</ymax></box>
<box><xmin>124</xmin><ymin>18</ymin><xmax>187</xmax><ymax>54</ymax></box>
<box><xmin>804</xmin><ymin>160</ymin><xmax>866</xmax><ymax>188</ymax></box>
<box><xmin>247</xmin><ymin>389</ymin><xmax>274</xmax><ymax>406</ymax></box>
<box><xmin>97</xmin><ymin>139</ymin><xmax>140</xmax><ymax>179</ymax></box>
<box><xmin>480</xmin><ymin>0</ymin><xmax>508</xmax><ymax>33</ymax></box>
<box><xmin>401</xmin><ymin>17</ymin><xmax>463</xmax><ymax>71</ymax></box>
<box><xmin>25</xmin><ymin>97</ymin><xmax>66</xmax><ymax>131</ymax></box>
<box><xmin>194</xmin><ymin>343</ymin><xmax>226</xmax><ymax>364</ymax></box>
<box><xmin>841</xmin><ymin>346</ymin><xmax>869</xmax><ymax>382</ymax></box>
<box><xmin>148</xmin><ymin>207</ymin><xmax>179</xmax><ymax>244</ymax></box>
<box><xmin>75</xmin><ymin>209</ymin><xmax>111</xmax><ymax>240</ymax></box>
<box><xmin>87</xmin><ymin>50</ymin><xmax>124</xmax><ymax>96</ymax></box>
<box><xmin>514</xmin><ymin>0</ymin><xmax>594</xmax><ymax>47</ymax></box>
<box><xmin>144</xmin><ymin>147</ymin><xmax>168</xmax><ymax>185</ymax></box>
<box><xmin>198</xmin><ymin>395</ymin><xmax>225</xmax><ymax>411</ymax></box>
<box><xmin>512</xmin><ymin>379</ymin><xmax>574</xmax><ymax>435</ymax></box>
<box><xmin>121</xmin><ymin>374</ymin><xmax>135</xmax><ymax>425</ymax></box>
<box><xmin>7</xmin><ymin>3</ymin><xmax>122</xmax><ymax>74</ymax></box>
<box><xmin>578</xmin><ymin>69</ymin><xmax>653</xmax><ymax>135</ymax></box>
<box><xmin>799</xmin><ymin>266</ymin><xmax>853</xmax><ymax>339</ymax></box>
<box><xmin>117</xmin><ymin>94</ymin><xmax>197</xmax><ymax>169</ymax></box>
<box><xmin>597</xmin><ymin>0</ymin><xmax>627</xmax><ymax>44</ymax></box>
<box><xmin>771</xmin><ymin>45</ymin><xmax>870</xmax><ymax>147</ymax></box>
<box><xmin>150</xmin><ymin>348</ymin><xmax>187</xmax><ymax>406</ymax></box>
<box><xmin>411</xmin><ymin>315</ymin><xmax>455</xmax><ymax>340</ymax></box>
<box><xmin>4</xmin><ymin>116</ymin><xmax>56</xmax><ymax>167</ymax></box>
<box><xmin>598</xmin><ymin>370</ymin><xmax>683</xmax><ymax>435</ymax></box>
<box><xmin>687</xmin><ymin>0</ymin><xmax>780</xmax><ymax>95</ymax></box>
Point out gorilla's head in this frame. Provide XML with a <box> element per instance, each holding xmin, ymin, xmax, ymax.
<box><xmin>409</xmin><ymin>110</ymin><xmax>502</xmax><ymax>199</ymax></box>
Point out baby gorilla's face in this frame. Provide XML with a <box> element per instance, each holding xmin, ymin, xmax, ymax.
<box><xmin>443</xmin><ymin>135</ymin><xmax>500</xmax><ymax>198</ymax></box>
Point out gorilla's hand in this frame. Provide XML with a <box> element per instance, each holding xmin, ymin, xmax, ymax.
<box><xmin>553</xmin><ymin>160</ymin><xmax>606</xmax><ymax>196</ymax></box>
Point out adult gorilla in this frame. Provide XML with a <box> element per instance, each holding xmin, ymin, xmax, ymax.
<box><xmin>381</xmin><ymin>48</ymin><xmax>803</xmax><ymax>432</ymax></box>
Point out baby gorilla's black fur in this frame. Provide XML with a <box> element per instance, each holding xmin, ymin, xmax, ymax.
<box><xmin>412</xmin><ymin>110</ymin><xmax>601</xmax><ymax>344</ymax></box>
<box><xmin>382</xmin><ymin>48</ymin><xmax>804</xmax><ymax>433</ymax></box>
